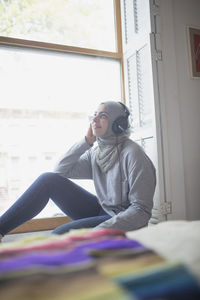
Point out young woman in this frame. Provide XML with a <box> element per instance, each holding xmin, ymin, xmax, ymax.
<box><xmin>0</xmin><ymin>101</ymin><xmax>156</xmax><ymax>240</ymax></box>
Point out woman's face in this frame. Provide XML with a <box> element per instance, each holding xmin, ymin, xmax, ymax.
<box><xmin>91</xmin><ymin>104</ymin><xmax>109</xmax><ymax>137</ymax></box>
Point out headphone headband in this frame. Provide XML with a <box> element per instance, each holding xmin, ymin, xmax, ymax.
<box><xmin>118</xmin><ymin>102</ymin><xmax>130</xmax><ymax>118</ymax></box>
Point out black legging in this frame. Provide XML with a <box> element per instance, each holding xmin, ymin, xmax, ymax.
<box><xmin>0</xmin><ymin>172</ymin><xmax>110</xmax><ymax>235</ymax></box>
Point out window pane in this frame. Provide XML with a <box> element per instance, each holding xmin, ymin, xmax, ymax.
<box><xmin>0</xmin><ymin>0</ymin><xmax>116</xmax><ymax>52</ymax></box>
<box><xmin>0</xmin><ymin>46</ymin><xmax>121</xmax><ymax>217</ymax></box>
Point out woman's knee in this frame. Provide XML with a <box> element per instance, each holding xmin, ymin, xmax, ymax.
<box><xmin>35</xmin><ymin>172</ymin><xmax>71</xmax><ymax>195</ymax></box>
<box><xmin>37</xmin><ymin>172</ymin><xmax>64</xmax><ymax>184</ymax></box>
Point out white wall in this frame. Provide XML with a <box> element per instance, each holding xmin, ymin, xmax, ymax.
<box><xmin>159</xmin><ymin>0</ymin><xmax>200</xmax><ymax>220</ymax></box>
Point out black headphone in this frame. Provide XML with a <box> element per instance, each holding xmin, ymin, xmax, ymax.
<box><xmin>112</xmin><ymin>102</ymin><xmax>130</xmax><ymax>135</ymax></box>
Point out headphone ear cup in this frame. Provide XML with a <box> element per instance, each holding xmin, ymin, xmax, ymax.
<box><xmin>112</xmin><ymin>116</ymin><xmax>128</xmax><ymax>135</ymax></box>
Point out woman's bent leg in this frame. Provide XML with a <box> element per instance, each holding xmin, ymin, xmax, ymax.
<box><xmin>44</xmin><ymin>173</ymin><xmax>111</xmax><ymax>234</ymax></box>
<box><xmin>53</xmin><ymin>215</ymin><xmax>111</xmax><ymax>235</ymax></box>
<box><xmin>0</xmin><ymin>172</ymin><xmax>103</xmax><ymax>236</ymax></box>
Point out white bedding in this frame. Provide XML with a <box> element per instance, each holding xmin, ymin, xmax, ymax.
<box><xmin>127</xmin><ymin>220</ymin><xmax>200</xmax><ymax>281</ymax></box>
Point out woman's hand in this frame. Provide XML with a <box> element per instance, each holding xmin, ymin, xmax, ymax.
<box><xmin>85</xmin><ymin>124</ymin><xmax>96</xmax><ymax>146</ymax></box>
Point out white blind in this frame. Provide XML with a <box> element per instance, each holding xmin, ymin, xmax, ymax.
<box><xmin>121</xmin><ymin>0</ymin><xmax>163</xmax><ymax>224</ymax></box>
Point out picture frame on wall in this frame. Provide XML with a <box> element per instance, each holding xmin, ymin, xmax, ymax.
<box><xmin>188</xmin><ymin>26</ymin><xmax>200</xmax><ymax>79</ymax></box>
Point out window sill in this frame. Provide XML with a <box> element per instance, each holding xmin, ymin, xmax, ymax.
<box><xmin>8</xmin><ymin>216</ymin><xmax>72</xmax><ymax>234</ymax></box>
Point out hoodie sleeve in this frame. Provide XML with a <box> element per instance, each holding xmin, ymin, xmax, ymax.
<box><xmin>54</xmin><ymin>138</ymin><xmax>93</xmax><ymax>179</ymax></box>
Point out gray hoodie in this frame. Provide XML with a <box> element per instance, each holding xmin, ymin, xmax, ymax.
<box><xmin>54</xmin><ymin>137</ymin><xmax>156</xmax><ymax>232</ymax></box>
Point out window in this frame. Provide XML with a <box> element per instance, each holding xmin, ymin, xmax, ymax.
<box><xmin>0</xmin><ymin>0</ymin><xmax>116</xmax><ymax>51</ymax></box>
<box><xmin>0</xmin><ymin>0</ymin><xmax>123</xmax><ymax>227</ymax></box>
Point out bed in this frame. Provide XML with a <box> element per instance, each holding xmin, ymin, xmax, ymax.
<box><xmin>0</xmin><ymin>220</ymin><xmax>200</xmax><ymax>300</ymax></box>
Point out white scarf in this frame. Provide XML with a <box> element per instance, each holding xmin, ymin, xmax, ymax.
<box><xmin>96</xmin><ymin>135</ymin><xmax>129</xmax><ymax>173</ymax></box>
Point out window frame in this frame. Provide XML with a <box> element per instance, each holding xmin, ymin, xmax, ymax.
<box><xmin>0</xmin><ymin>0</ymin><xmax>125</xmax><ymax>234</ymax></box>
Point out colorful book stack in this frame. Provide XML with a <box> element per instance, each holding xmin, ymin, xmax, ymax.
<box><xmin>0</xmin><ymin>228</ymin><xmax>199</xmax><ymax>300</ymax></box>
